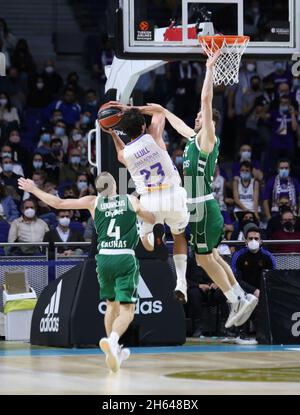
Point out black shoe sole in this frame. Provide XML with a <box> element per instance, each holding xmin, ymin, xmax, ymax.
<box><xmin>153</xmin><ymin>224</ymin><xmax>168</xmax><ymax>261</ymax></box>
<box><xmin>174</xmin><ymin>290</ymin><xmax>187</xmax><ymax>304</ymax></box>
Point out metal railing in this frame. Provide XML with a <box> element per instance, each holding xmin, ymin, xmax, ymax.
<box><xmin>0</xmin><ymin>239</ymin><xmax>299</xmax><ymax>305</ymax></box>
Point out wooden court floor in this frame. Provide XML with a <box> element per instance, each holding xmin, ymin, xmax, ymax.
<box><xmin>0</xmin><ymin>341</ymin><xmax>300</xmax><ymax>395</ymax></box>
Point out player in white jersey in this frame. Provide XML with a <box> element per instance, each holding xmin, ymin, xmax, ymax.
<box><xmin>100</xmin><ymin>105</ymin><xmax>189</xmax><ymax>304</ymax></box>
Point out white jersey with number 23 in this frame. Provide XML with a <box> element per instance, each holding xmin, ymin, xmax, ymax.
<box><xmin>123</xmin><ymin>133</ymin><xmax>181</xmax><ymax>195</ymax></box>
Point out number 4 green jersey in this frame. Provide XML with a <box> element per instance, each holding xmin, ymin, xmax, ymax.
<box><xmin>94</xmin><ymin>194</ymin><xmax>139</xmax><ymax>251</ymax></box>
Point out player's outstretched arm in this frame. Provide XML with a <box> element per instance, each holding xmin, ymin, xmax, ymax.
<box><xmin>129</xmin><ymin>195</ymin><xmax>155</xmax><ymax>224</ymax></box>
<box><xmin>146</xmin><ymin>103</ymin><xmax>194</xmax><ymax>139</ymax></box>
<box><xmin>18</xmin><ymin>178</ymin><xmax>96</xmax><ymax>214</ymax></box>
<box><xmin>197</xmin><ymin>50</ymin><xmax>220</xmax><ymax>153</ymax></box>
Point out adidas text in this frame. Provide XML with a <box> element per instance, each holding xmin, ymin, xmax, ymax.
<box><xmin>98</xmin><ymin>299</ymin><xmax>163</xmax><ymax>315</ymax></box>
<box><xmin>40</xmin><ymin>316</ymin><xmax>59</xmax><ymax>332</ymax></box>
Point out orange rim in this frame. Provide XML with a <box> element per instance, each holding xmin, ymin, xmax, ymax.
<box><xmin>198</xmin><ymin>35</ymin><xmax>250</xmax><ymax>48</ymax></box>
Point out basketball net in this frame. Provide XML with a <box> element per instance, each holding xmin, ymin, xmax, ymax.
<box><xmin>199</xmin><ymin>35</ymin><xmax>250</xmax><ymax>86</ymax></box>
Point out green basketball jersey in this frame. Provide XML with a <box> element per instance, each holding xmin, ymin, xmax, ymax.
<box><xmin>183</xmin><ymin>134</ymin><xmax>220</xmax><ymax>199</ymax></box>
<box><xmin>94</xmin><ymin>194</ymin><xmax>139</xmax><ymax>251</ymax></box>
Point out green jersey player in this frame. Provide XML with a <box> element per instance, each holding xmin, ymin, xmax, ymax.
<box><xmin>149</xmin><ymin>51</ymin><xmax>258</xmax><ymax>328</ymax></box>
<box><xmin>18</xmin><ymin>172</ymin><xmax>154</xmax><ymax>372</ymax></box>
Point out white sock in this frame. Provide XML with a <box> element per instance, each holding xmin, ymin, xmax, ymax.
<box><xmin>109</xmin><ymin>331</ymin><xmax>119</xmax><ymax>345</ymax></box>
<box><xmin>147</xmin><ymin>233</ymin><xmax>154</xmax><ymax>248</ymax></box>
<box><xmin>173</xmin><ymin>254</ymin><xmax>187</xmax><ymax>286</ymax></box>
<box><xmin>232</xmin><ymin>282</ymin><xmax>245</xmax><ymax>298</ymax></box>
<box><xmin>224</xmin><ymin>287</ymin><xmax>239</xmax><ymax>304</ymax></box>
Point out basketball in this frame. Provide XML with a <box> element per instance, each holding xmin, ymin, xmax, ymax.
<box><xmin>97</xmin><ymin>106</ymin><xmax>123</xmax><ymax>129</ymax></box>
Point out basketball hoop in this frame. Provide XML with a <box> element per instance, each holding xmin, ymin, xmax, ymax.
<box><xmin>198</xmin><ymin>35</ymin><xmax>250</xmax><ymax>86</ymax></box>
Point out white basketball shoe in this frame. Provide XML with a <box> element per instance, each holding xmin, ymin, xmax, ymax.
<box><xmin>225</xmin><ymin>294</ymin><xmax>258</xmax><ymax>329</ymax></box>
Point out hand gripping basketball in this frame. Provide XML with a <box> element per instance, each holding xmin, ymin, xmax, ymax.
<box><xmin>97</xmin><ymin>105</ymin><xmax>124</xmax><ymax>129</ymax></box>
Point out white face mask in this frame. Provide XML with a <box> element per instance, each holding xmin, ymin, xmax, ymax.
<box><xmin>246</xmin><ymin>63</ymin><xmax>256</xmax><ymax>72</ymax></box>
<box><xmin>241</xmin><ymin>150</ymin><xmax>252</xmax><ymax>160</ymax></box>
<box><xmin>58</xmin><ymin>217</ymin><xmax>70</xmax><ymax>227</ymax></box>
<box><xmin>24</xmin><ymin>208</ymin><xmax>35</xmax><ymax>219</ymax></box>
<box><xmin>248</xmin><ymin>239</ymin><xmax>260</xmax><ymax>253</ymax></box>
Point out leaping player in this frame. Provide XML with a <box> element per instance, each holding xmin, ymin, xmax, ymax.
<box><xmin>148</xmin><ymin>51</ymin><xmax>258</xmax><ymax>328</ymax></box>
<box><xmin>100</xmin><ymin>105</ymin><xmax>190</xmax><ymax>304</ymax></box>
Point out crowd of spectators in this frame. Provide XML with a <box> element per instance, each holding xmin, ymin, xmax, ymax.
<box><xmin>1</xmin><ymin>18</ymin><xmax>300</xmax><ymax>260</ymax></box>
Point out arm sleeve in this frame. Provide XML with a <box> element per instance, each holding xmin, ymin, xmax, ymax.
<box><xmin>262</xmin><ymin>249</ymin><xmax>277</xmax><ymax>269</ymax></box>
<box><xmin>8</xmin><ymin>221</ymin><xmax>18</xmax><ymax>243</ymax></box>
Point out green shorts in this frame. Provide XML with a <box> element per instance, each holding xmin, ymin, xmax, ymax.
<box><xmin>189</xmin><ymin>199</ymin><xmax>224</xmax><ymax>255</ymax></box>
<box><xmin>95</xmin><ymin>252</ymin><xmax>140</xmax><ymax>303</ymax></box>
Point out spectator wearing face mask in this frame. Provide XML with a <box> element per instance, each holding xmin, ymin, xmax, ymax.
<box><xmin>11</xmin><ymin>38</ymin><xmax>36</xmax><ymax>76</ymax></box>
<box><xmin>0</xmin><ymin>156</ymin><xmax>23</xmax><ymax>199</ymax></box>
<box><xmin>269</xmin><ymin>210</ymin><xmax>300</xmax><ymax>253</ymax></box>
<box><xmin>0</xmin><ymin>67</ymin><xmax>27</xmax><ymax>111</ymax></box>
<box><xmin>263</xmin><ymin>159</ymin><xmax>300</xmax><ymax>221</ymax></box>
<box><xmin>232</xmin><ymin>144</ymin><xmax>263</xmax><ymax>182</ymax></box>
<box><xmin>233</xmin><ymin>161</ymin><xmax>260</xmax><ymax>222</ymax></box>
<box><xmin>77</xmin><ymin>111</ymin><xmax>93</xmax><ymax>132</ymax></box>
<box><xmin>76</xmin><ymin>172</ymin><xmax>95</xmax><ymax>197</ymax></box>
<box><xmin>172</xmin><ymin>145</ymin><xmax>184</xmax><ymax>172</ymax></box>
<box><xmin>230</xmin><ymin>211</ymin><xmax>261</xmax><ymax>255</ymax></box>
<box><xmin>7</xmin><ymin>198</ymin><xmax>49</xmax><ymax>255</ymax></box>
<box><xmin>231</xmin><ymin>223</ymin><xmax>276</xmax><ymax>344</ymax></box>
<box><xmin>53</xmin><ymin>120</ymin><xmax>68</xmax><ymax>152</ymax></box>
<box><xmin>27</xmin><ymin>75</ymin><xmax>52</xmax><ymax>109</ymax></box>
<box><xmin>0</xmin><ymin>92</ymin><xmax>20</xmax><ymax>134</ymax></box>
<box><xmin>43</xmin><ymin>209</ymin><xmax>85</xmax><ymax>259</ymax></box>
<box><xmin>59</xmin><ymin>149</ymin><xmax>88</xmax><ymax>183</ymax></box>
<box><xmin>30</xmin><ymin>153</ymin><xmax>45</xmax><ymax>175</ymax></box>
<box><xmin>7</xmin><ymin>129</ymin><xmax>30</xmax><ymax>172</ymax></box>
<box><xmin>0</xmin><ymin>144</ymin><xmax>24</xmax><ymax>176</ymax></box>
<box><xmin>266</xmin><ymin>196</ymin><xmax>300</xmax><ymax>238</ymax></box>
<box><xmin>267</xmin><ymin>94</ymin><xmax>298</xmax><ymax>166</ymax></box>
<box><xmin>41</xmin><ymin>59</ymin><xmax>63</xmax><ymax>99</ymax></box>
<box><xmin>66</xmin><ymin>72</ymin><xmax>85</xmax><ymax>100</ymax></box>
<box><xmin>0</xmin><ymin>180</ymin><xmax>19</xmax><ymax>223</ymax></box>
<box><xmin>44</xmin><ymin>88</ymin><xmax>81</xmax><ymax>127</ymax></box>
<box><xmin>36</xmin><ymin>130</ymin><xmax>52</xmax><ymax>155</ymax></box>
<box><xmin>82</xmin><ymin>89</ymin><xmax>99</xmax><ymax>119</ymax></box>
<box><xmin>264</xmin><ymin>62</ymin><xmax>293</xmax><ymax>92</ymax></box>
<box><xmin>67</xmin><ymin>128</ymin><xmax>84</xmax><ymax>151</ymax></box>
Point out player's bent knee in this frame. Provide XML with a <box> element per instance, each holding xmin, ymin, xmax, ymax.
<box><xmin>196</xmin><ymin>253</ymin><xmax>214</xmax><ymax>267</ymax></box>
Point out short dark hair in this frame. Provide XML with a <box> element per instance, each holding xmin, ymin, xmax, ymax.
<box><xmin>21</xmin><ymin>198</ymin><xmax>37</xmax><ymax>210</ymax></box>
<box><xmin>57</xmin><ymin>209</ymin><xmax>70</xmax><ymax>215</ymax></box>
<box><xmin>119</xmin><ymin>108</ymin><xmax>146</xmax><ymax>138</ymax></box>
<box><xmin>240</xmin><ymin>160</ymin><xmax>252</xmax><ymax>170</ymax></box>
<box><xmin>281</xmin><ymin>208</ymin><xmax>294</xmax><ymax>218</ymax></box>
<box><xmin>244</xmin><ymin>223</ymin><xmax>261</xmax><ymax>238</ymax></box>
<box><xmin>278</xmin><ymin>158</ymin><xmax>290</xmax><ymax>166</ymax></box>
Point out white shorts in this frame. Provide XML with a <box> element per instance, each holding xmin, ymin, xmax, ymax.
<box><xmin>139</xmin><ymin>186</ymin><xmax>190</xmax><ymax>236</ymax></box>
